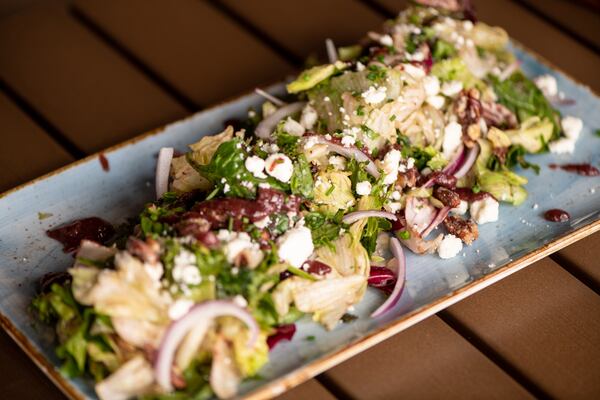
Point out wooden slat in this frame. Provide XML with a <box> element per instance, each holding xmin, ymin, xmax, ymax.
<box><xmin>443</xmin><ymin>258</ymin><xmax>600</xmax><ymax>398</ymax></box>
<box><xmin>323</xmin><ymin>316</ymin><xmax>532</xmax><ymax>399</ymax></box>
<box><xmin>72</xmin><ymin>0</ymin><xmax>294</xmax><ymax>107</ymax></box>
<box><xmin>0</xmin><ymin>91</ymin><xmax>73</xmax><ymax>193</ymax></box>
<box><xmin>0</xmin><ymin>329</ymin><xmax>65</xmax><ymax>400</ymax></box>
<box><xmin>218</xmin><ymin>0</ymin><xmax>384</xmax><ymax>60</ymax></box>
<box><xmin>518</xmin><ymin>0</ymin><xmax>600</xmax><ymax>53</ymax></box>
<box><xmin>275</xmin><ymin>379</ymin><xmax>336</xmax><ymax>400</ymax></box>
<box><xmin>554</xmin><ymin>232</ymin><xmax>600</xmax><ymax>291</ymax></box>
<box><xmin>0</xmin><ymin>3</ymin><xmax>188</xmax><ymax>154</ymax></box>
<box><xmin>373</xmin><ymin>0</ymin><xmax>600</xmax><ymax>91</ymax></box>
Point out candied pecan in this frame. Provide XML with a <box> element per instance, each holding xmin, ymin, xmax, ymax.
<box><xmin>434</xmin><ymin>187</ymin><xmax>461</xmax><ymax>208</ymax></box>
<box><xmin>419</xmin><ymin>171</ymin><xmax>457</xmax><ymax>188</ymax></box>
<box><xmin>127</xmin><ymin>237</ymin><xmax>161</xmax><ymax>263</ymax></box>
<box><xmin>443</xmin><ymin>215</ymin><xmax>479</xmax><ymax>245</ymax></box>
<box><xmin>492</xmin><ymin>146</ymin><xmax>508</xmax><ymax>165</ymax></box>
<box><xmin>455</xmin><ymin>88</ymin><xmax>482</xmax><ymax>146</ymax></box>
<box><xmin>396</xmin><ymin>167</ymin><xmax>419</xmax><ymax>188</ymax></box>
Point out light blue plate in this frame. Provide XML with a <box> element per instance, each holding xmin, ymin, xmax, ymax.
<box><xmin>1</xmin><ymin>43</ymin><xmax>599</xmax><ymax>399</ymax></box>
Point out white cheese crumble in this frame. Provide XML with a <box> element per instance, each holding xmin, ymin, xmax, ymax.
<box><xmin>391</xmin><ymin>190</ymin><xmax>401</xmax><ymax>200</ymax></box>
<box><xmin>426</xmin><ymin>95</ymin><xmax>445</xmax><ymax>109</ymax></box>
<box><xmin>265</xmin><ymin>153</ymin><xmax>293</xmax><ymax>183</ymax></box>
<box><xmin>438</xmin><ymin>234</ymin><xmax>463</xmax><ymax>259</ymax></box>
<box><xmin>379</xmin><ymin>34</ymin><xmax>394</xmax><ymax>47</ymax></box>
<box><xmin>356</xmin><ymin>180</ymin><xmax>372</xmax><ymax>196</ymax></box>
<box><xmin>361</xmin><ymin>85</ymin><xmax>387</xmax><ymax>105</ymax></box>
<box><xmin>534</xmin><ymin>74</ymin><xmax>558</xmax><ymax>98</ymax></box>
<box><xmin>470</xmin><ymin>197</ymin><xmax>499</xmax><ymax>225</ymax></box>
<box><xmin>277</xmin><ymin>226</ymin><xmax>314</xmax><ymax>268</ymax></box>
<box><xmin>380</xmin><ymin>149</ymin><xmax>401</xmax><ymax>185</ymax></box>
<box><xmin>254</xmin><ymin>216</ymin><xmax>270</xmax><ymax>229</ymax></box>
<box><xmin>450</xmin><ymin>200</ymin><xmax>468</xmax><ymax>215</ymax></box>
<box><xmin>384</xmin><ymin>201</ymin><xmax>402</xmax><ymax>213</ymax></box>
<box><xmin>441</xmin><ymin>80</ymin><xmax>463</xmax><ymax>97</ymax></box>
<box><xmin>300</xmin><ymin>105</ymin><xmax>318</xmax><ymax>130</ymax></box>
<box><xmin>356</xmin><ymin>61</ymin><xmax>366</xmax><ymax>71</ymax></box>
<box><xmin>168</xmin><ymin>298</ymin><xmax>194</xmax><ymax>320</ymax></box>
<box><xmin>423</xmin><ymin>75</ymin><xmax>440</xmax><ymax>97</ymax></box>
<box><xmin>172</xmin><ymin>250</ymin><xmax>201</xmax><ymax>286</ymax></box>
<box><xmin>328</xmin><ymin>155</ymin><xmax>347</xmax><ymax>170</ymax></box>
<box><xmin>402</xmin><ymin>63</ymin><xmax>426</xmax><ymax>79</ymax></box>
<box><xmin>245</xmin><ymin>155</ymin><xmax>267</xmax><ymax>179</ymax></box>
<box><xmin>218</xmin><ymin>231</ymin><xmax>262</xmax><ymax>267</ymax></box>
<box><xmin>442</xmin><ymin>121</ymin><xmax>463</xmax><ymax>159</ymax></box>
<box><xmin>561</xmin><ymin>116</ymin><xmax>583</xmax><ymax>140</ymax></box>
<box><xmin>283</xmin><ymin>117</ymin><xmax>306</xmax><ymax>136</ymax></box>
<box><xmin>549</xmin><ymin>138</ymin><xmax>575</xmax><ymax>154</ymax></box>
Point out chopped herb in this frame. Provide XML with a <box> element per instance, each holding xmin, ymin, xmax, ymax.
<box><xmin>399</xmin><ymin>230</ymin><xmax>411</xmax><ymax>240</ymax></box>
<box><xmin>287</xmin><ymin>266</ymin><xmax>317</xmax><ymax>281</ymax></box>
<box><xmin>595</xmin><ymin>129</ymin><xmax>600</xmax><ymax>137</ymax></box>
<box><xmin>472</xmin><ymin>184</ymin><xmax>481</xmax><ymax>193</ymax></box>
<box><xmin>38</xmin><ymin>212</ymin><xmax>53</xmax><ymax>220</ymax></box>
<box><xmin>356</xmin><ymin>105</ymin><xmax>365</xmax><ymax>116</ymax></box>
<box><xmin>305</xmin><ymin>335</ymin><xmax>316</xmax><ymax>342</ymax></box>
<box><xmin>389</xmin><ymin>114</ymin><xmax>397</xmax><ymax>122</ymax></box>
<box><xmin>325</xmin><ymin>184</ymin><xmax>335</xmax><ymax>196</ymax></box>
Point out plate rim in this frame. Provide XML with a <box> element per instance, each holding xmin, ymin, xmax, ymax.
<box><xmin>0</xmin><ymin>38</ymin><xmax>598</xmax><ymax>400</ymax></box>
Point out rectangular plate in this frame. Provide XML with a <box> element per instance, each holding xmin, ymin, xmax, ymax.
<box><xmin>1</xmin><ymin>42</ymin><xmax>599</xmax><ymax>400</ymax></box>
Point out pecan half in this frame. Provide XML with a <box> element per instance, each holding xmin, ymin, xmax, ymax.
<box><xmin>443</xmin><ymin>215</ymin><xmax>479</xmax><ymax>245</ymax></box>
<box><xmin>434</xmin><ymin>187</ymin><xmax>461</xmax><ymax>208</ymax></box>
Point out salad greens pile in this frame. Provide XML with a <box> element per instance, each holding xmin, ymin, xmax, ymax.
<box><xmin>33</xmin><ymin>2</ymin><xmax>580</xmax><ymax>399</ymax></box>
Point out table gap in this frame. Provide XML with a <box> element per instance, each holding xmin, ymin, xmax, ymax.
<box><xmin>510</xmin><ymin>0</ymin><xmax>600</xmax><ymax>55</ymax></box>
<box><xmin>208</xmin><ymin>0</ymin><xmax>304</xmax><ymax>67</ymax></box>
<box><xmin>315</xmin><ymin>374</ymin><xmax>356</xmax><ymax>400</ymax></box>
<box><xmin>69</xmin><ymin>5</ymin><xmax>198</xmax><ymax>112</ymax></box>
<box><xmin>436</xmin><ymin>310</ymin><xmax>550</xmax><ymax>400</ymax></box>
<box><xmin>0</xmin><ymin>78</ymin><xmax>84</xmax><ymax>159</ymax></box>
<box><xmin>549</xmin><ymin>253</ymin><xmax>600</xmax><ymax>295</ymax></box>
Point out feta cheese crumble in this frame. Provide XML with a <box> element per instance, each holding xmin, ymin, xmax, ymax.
<box><xmin>379</xmin><ymin>34</ymin><xmax>394</xmax><ymax>47</ymax></box>
<box><xmin>265</xmin><ymin>153</ymin><xmax>294</xmax><ymax>183</ymax></box>
<box><xmin>442</xmin><ymin>121</ymin><xmax>463</xmax><ymax>159</ymax></box>
<box><xmin>450</xmin><ymin>200</ymin><xmax>468</xmax><ymax>215</ymax></box>
<box><xmin>356</xmin><ymin>180</ymin><xmax>372</xmax><ymax>196</ymax></box>
<box><xmin>534</xmin><ymin>74</ymin><xmax>557</xmax><ymax>98</ymax></box>
<box><xmin>245</xmin><ymin>155</ymin><xmax>267</xmax><ymax>179</ymax></box>
<box><xmin>426</xmin><ymin>95</ymin><xmax>445</xmax><ymax>109</ymax></box>
<box><xmin>300</xmin><ymin>105</ymin><xmax>318</xmax><ymax>130</ymax></box>
<box><xmin>438</xmin><ymin>234</ymin><xmax>463</xmax><ymax>259</ymax></box>
<box><xmin>283</xmin><ymin>117</ymin><xmax>306</xmax><ymax>137</ymax></box>
<box><xmin>549</xmin><ymin>138</ymin><xmax>575</xmax><ymax>154</ymax></box>
<box><xmin>423</xmin><ymin>75</ymin><xmax>440</xmax><ymax>97</ymax></box>
<box><xmin>380</xmin><ymin>149</ymin><xmax>401</xmax><ymax>185</ymax></box>
<box><xmin>470</xmin><ymin>197</ymin><xmax>499</xmax><ymax>225</ymax></box>
<box><xmin>561</xmin><ymin>116</ymin><xmax>583</xmax><ymax>140</ymax></box>
<box><xmin>277</xmin><ymin>226</ymin><xmax>314</xmax><ymax>268</ymax></box>
<box><xmin>361</xmin><ymin>85</ymin><xmax>387</xmax><ymax>105</ymax></box>
<box><xmin>172</xmin><ymin>249</ymin><xmax>201</xmax><ymax>286</ymax></box>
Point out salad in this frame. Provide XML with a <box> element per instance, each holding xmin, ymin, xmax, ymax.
<box><xmin>32</xmin><ymin>1</ymin><xmax>585</xmax><ymax>399</ymax></box>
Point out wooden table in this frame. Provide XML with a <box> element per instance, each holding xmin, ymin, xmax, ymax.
<box><xmin>1</xmin><ymin>1</ymin><xmax>599</xmax><ymax>398</ymax></box>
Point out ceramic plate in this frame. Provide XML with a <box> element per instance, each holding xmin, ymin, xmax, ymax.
<box><xmin>1</xmin><ymin>42</ymin><xmax>599</xmax><ymax>400</ymax></box>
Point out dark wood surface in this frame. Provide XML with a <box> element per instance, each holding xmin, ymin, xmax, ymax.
<box><xmin>1</xmin><ymin>1</ymin><xmax>599</xmax><ymax>399</ymax></box>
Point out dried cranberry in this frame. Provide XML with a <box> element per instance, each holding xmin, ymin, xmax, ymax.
<box><xmin>267</xmin><ymin>324</ymin><xmax>296</xmax><ymax>349</ymax></box>
<box><xmin>47</xmin><ymin>217</ymin><xmax>114</xmax><ymax>253</ymax></box>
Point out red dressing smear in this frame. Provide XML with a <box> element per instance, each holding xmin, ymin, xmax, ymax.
<box><xmin>47</xmin><ymin>217</ymin><xmax>115</xmax><ymax>252</ymax></box>
<box><xmin>549</xmin><ymin>163</ymin><xmax>599</xmax><ymax>176</ymax></box>
<box><xmin>98</xmin><ymin>153</ymin><xmax>110</xmax><ymax>172</ymax></box>
<box><xmin>544</xmin><ymin>209</ymin><xmax>570</xmax><ymax>223</ymax></box>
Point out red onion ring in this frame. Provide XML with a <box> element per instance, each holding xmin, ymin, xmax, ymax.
<box><xmin>421</xmin><ymin>206</ymin><xmax>451</xmax><ymax>238</ymax></box>
<box><xmin>155</xmin><ymin>147</ymin><xmax>174</xmax><ymax>199</ymax></box>
<box><xmin>254</xmin><ymin>88</ymin><xmax>286</xmax><ymax>107</ymax></box>
<box><xmin>255</xmin><ymin>102</ymin><xmax>306</xmax><ymax>140</ymax></box>
<box><xmin>371</xmin><ymin>237</ymin><xmax>406</xmax><ymax>317</ymax></box>
<box><xmin>453</xmin><ymin>143</ymin><xmax>479</xmax><ymax>179</ymax></box>
<box><xmin>442</xmin><ymin>144</ymin><xmax>465</xmax><ymax>177</ymax></box>
<box><xmin>342</xmin><ymin>210</ymin><xmax>397</xmax><ymax>225</ymax></box>
<box><xmin>405</xmin><ymin>196</ymin><xmax>437</xmax><ymax>235</ymax></box>
<box><xmin>311</xmin><ymin>136</ymin><xmax>380</xmax><ymax>178</ymax></box>
<box><xmin>154</xmin><ymin>301</ymin><xmax>259</xmax><ymax>391</ymax></box>
<box><xmin>326</xmin><ymin>38</ymin><xmax>337</xmax><ymax>63</ymax></box>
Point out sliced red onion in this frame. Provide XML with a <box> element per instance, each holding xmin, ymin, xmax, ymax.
<box><xmin>453</xmin><ymin>143</ymin><xmax>479</xmax><ymax>179</ymax></box>
<box><xmin>326</xmin><ymin>38</ymin><xmax>337</xmax><ymax>63</ymax></box>
<box><xmin>154</xmin><ymin>301</ymin><xmax>258</xmax><ymax>391</ymax></box>
<box><xmin>255</xmin><ymin>102</ymin><xmax>306</xmax><ymax>139</ymax></box>
<box><xmin>442</xmin><ymin>144</ymin><xmax>465</xmax><ymax>176</ymax></box>
<box><xmin>368</xmin><ymin>266</ymin><xmax>396</xmax><ymax>288</ymax></box>
<box><xmin>342</xmin><ymin>210</ymin><xmax>397</xmax><ymax>225</ymax></box>
<box><xmin>371</xmin><ymin>237</ymin><xmax>406</xmax><ymax>318</ymax></box>
<box><xmin>254</xmin><ymin>88</ymin><xmax>286</xmax><ymax>107</ymax></box>
<box><xmin>421</xmin><ymin>206</ymin><xmax>451</xmax><ymax>238</ymax></box>
<box><xmin>311</xmin><ymin>136</ymin><xmax>380</xmax><ymax>178</ymax></box>
<box><xmin>267</xmin><ymin>324</ymin><xmax>296</xmax><ymax>350</ymax></box>
<box><xmin>405</xmin><ymin>196</ymin><xmax>437</xmax><ymax>235</ymax></box>
<box><xmin>548</xmin><ymin>95</ymin><xmax>575</xmax><ymax>106</ymax></box>
<box><xmin>155</xmin><ymin>147</ymin><xmax>174</xmax><ymax>199</ymax></box>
